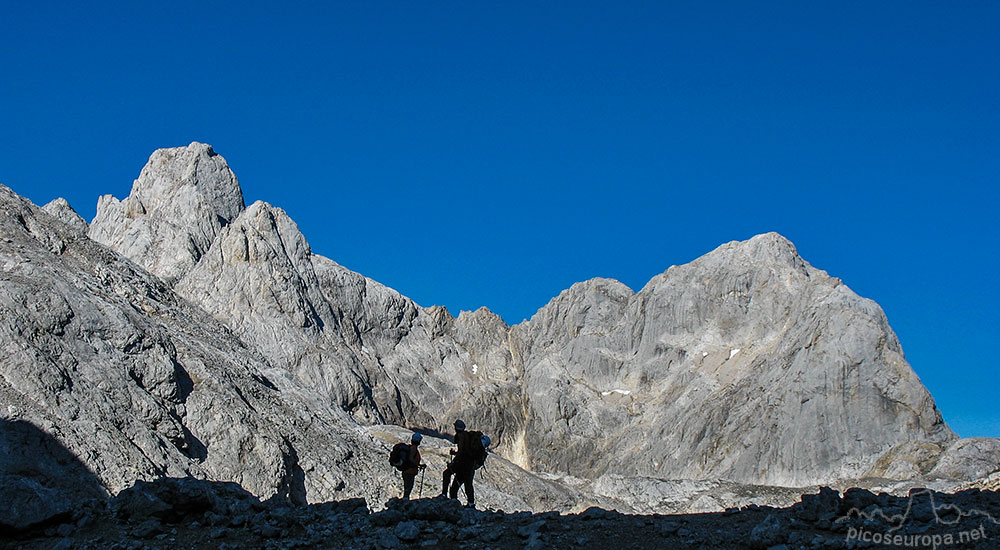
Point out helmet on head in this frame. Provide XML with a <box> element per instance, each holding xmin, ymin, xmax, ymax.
<box><xmin>411</xmin><ymin>433</ymin><xmax>422</xmax><ymax>444</ymax></box>
<box><xmin>481</xmin><ymin>434</ymin><xmax>491</xmax><ymax>448</ymax></box>
<box><xmin>454</xmin><ymin>419</ymin><xmax>466</xmax><ymax>431</ymax></box>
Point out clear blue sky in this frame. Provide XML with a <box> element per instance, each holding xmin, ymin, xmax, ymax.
<box><xmin>2</xmin><ymin>2</ymin><xmax>996</xmax><ymax>438</ymax></box>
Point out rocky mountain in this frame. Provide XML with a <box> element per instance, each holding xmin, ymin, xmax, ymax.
<box><xmin>510</xmin><ymin>234</ymin><xmax>957</xmax><ymax>486</ymax></box>
<box><xmin>0</xmin><ymin>181</ymin><xmax>585</xmax><ymax>519</ymax></box>
<box><xmin>3</xmin><ymin>142</ymin><xmax>999</xmax><ymax>526</ymax></box>
<box><xmin>88</xmin><ymin>143</ymin><xmax>243</xmax><ymax>286</ymax></box>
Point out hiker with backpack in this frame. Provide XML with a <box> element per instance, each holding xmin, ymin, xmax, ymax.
<box><xmin>389</xmin><ymin>432</ymin><xmax>426</xmax><ymax>499</ymax></box>
<box><xmin>441</xmin><ymin>419</ymin><xmax>488</xmax><ymax>508</ymax></box>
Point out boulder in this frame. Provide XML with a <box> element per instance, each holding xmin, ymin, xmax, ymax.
<box><xmin>0</xmin><ymin>474</ymin><xmax>74</xmax><ymax>531</ymax></box>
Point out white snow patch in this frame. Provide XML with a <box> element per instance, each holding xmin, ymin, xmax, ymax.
<box><xmin>702</xmin><ymin>351</ymin><xmax>709</xmax><ymax>357</ymax></box>
<box><xmin>601</xmin><ymin>389</ymin><xmax>632</xmax><ymax>396</ymax></box>
<box><xmin>471</xmin><ymin>364</ymin><xmax>479</xmax><ymax>375</ymax></box>
<box><xmin>729</xmin><ymin>348</ymin><xmax>741</xmax><ymax>359</ymax></box>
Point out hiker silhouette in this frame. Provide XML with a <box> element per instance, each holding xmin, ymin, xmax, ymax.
<box><xmin>390</xmin><ymin>432</ymin><xmax>425</xmax><ymax>500</ymax></box>
<box><xmin>441</xmin><ymin>419</ymin><xmax>487</xmax><ymax>508</ymax></box>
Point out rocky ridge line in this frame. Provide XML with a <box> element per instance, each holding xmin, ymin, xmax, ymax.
<box><xmin>2</xmin><ymin>141</ymin><xmax>998</xmax><ymax>526</ymax></box>
<box><xmin>85</xmin><ymin>142</ymin><xmax>984</xmax><ymax>488</ymax></box>
<box><xmin>0</xmin><ymin>184</ymin><xmax>591</xmax><ymax>517</ymax></box>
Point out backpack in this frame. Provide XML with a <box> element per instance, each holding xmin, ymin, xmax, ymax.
<box><xmin>389</xmin><ymin>442</ymin><xmax>409</xmax><ymax>471</ymax></box>
<box><xmin>465</xmin><ymin>430</ymin><xmax>489</xmax><ymax>469</ymax></box>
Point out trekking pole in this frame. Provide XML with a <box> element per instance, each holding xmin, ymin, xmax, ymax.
<box><xmin>419</xmin><ymin>466</ymin><xmax>425</xmax><ymax>498</ymax></box>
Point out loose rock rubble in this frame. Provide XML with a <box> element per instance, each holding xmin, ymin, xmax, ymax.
<box><xmin>3</xmin><ymin>479</ymin><xmax>999</xmax><ymax>549</ymax></box>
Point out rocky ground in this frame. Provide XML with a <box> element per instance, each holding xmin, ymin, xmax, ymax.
<box><xmin>3</xmin><ymin>478</ymin><xmax>999</xmax><ymax>550</ymax></box>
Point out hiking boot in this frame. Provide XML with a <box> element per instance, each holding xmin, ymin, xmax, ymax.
<box><xmin>465</xmin><ymin>501</ymin><xmax>476</xmax><ymax>508</ymax></box>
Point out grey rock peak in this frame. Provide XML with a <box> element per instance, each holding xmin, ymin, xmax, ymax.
<box><xmin>88</xmin><ymin>142</ymin><xmax>244</xmax><ymax>285</ymax></box>
<box><xmin>513</xmin><ymin>230</ymin><xmax>955</xmax><ymax>485</ymax></box>
<box><xmin>42</xmin><ymin>198</ymin><xmax>88</xmax><ymax>234</ymax></box>
<box><xmin>174</xmin><ymin>200</ymin><xmax>365</xmax><ymax>404</ymax></box>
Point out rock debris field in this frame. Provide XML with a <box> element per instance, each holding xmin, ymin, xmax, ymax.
<box><xmin>3</xmin><ymin>478</ymin><xmax>999</xmax><ymax>550</ymax></box>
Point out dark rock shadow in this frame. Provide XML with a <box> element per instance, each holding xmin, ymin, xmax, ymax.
<box><xmin>174</xmin><ymin>362</ymin><xmax>196</xmax><ymax>402</ymax></box>
<box><xmin>0</xmin><ymin>418</ymin><xmax>107</xmax><ymax>533</ymax></box>
<box><xmin>178</xmin><ymin>422</ymin><xmax>208</xmax><ymax>462</ymax></box>
<box><xmin>278</xmin><ymin>437</ymin><xmax>307</xmax><ymax>506</ymax></box>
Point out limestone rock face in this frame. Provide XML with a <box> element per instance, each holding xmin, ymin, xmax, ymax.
<box><xmin>308</xmin><ymin>254</ymin><xmax>524</xmax><ymax>436</ymax></box>
<box><xmin>511</xmin><ymin>233</ymin><xmax>955</xmax><ymax>485</ymax></box>
<box><xmin>864</xmin><ymin>437</ymin><xmax>1000</xmax><ymax>491</ymax></box>
<box><xmin>928</xmin><ymin>438</ymin><xmax>1000</xmax><ymax>480</ymax></box>
<box><xmin>0</xmin><ymin>183</ymin><xmax>600</xmax><ymax>513</ymax></box>
<box><xmin>42</xmin><ymin>197</ymin><xmax>87</xmax><ymax>234</ymax></box>
<box><xmin>1</xmin><ymin>183</ymin><xmax>374</xmax><ymax>503</ymax></box>
<box><xmin>300</xmin><ymin>231</ymin><xmax>961</xmax><ymax>487</ymax></box>
<box><xmin>174</xmin><ymin>200</ymin><xmax>382</xmax><ymax>422</ymax></box>
<box><xmin>88</xmin><ymin>142</ymin><xmax>244</xmax><ymax>285</ymax></box>
<box><xmin>81</xmin><ymin>145</ymin><xmax>965</xmax><ymax>490</ymax></box>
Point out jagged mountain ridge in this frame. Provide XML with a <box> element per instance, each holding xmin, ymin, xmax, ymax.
<box><xmin>1</xmin><ymin>181</ymin><xmax>374</xmax><ymax>499</ymax></box>
<box><xmin>2</xmin><ymin>142</ymin><xmax>996</xmax><ymax>518</ymax></box>
<box><xmin>0</xmin><ymin>182</ymin><xmax>603</xmax><ymax>515</ymax></box>
<box><xmin>85</xmin><ymin>143</ymin><xmax>971</xmax><ymax>486</ymax></box>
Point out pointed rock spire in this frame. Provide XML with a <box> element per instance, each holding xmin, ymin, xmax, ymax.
<box><xmin>89</xmin><ymin>142</ymin><xmax>244</xmax><ymax>285</ymax></box>
<box><xmin>42</xmin><ymin>197</ymin><xmax>87</xmax><ymax>234</ymax></box>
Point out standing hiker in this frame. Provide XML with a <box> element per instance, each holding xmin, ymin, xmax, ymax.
<box><xmin>441</xmin><ymin>419</ymin><xmax>488</xmax><ymax>508</ymax></box>
<box><xmin>389</xmin><ymin>432</ymin><xmax>425</xmax><ymax>499</ymax></box>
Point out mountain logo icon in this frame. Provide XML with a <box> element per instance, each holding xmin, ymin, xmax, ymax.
<box><xmin>837</xmin><ymin>488</ymin><xmax>1000</xmax><ymax>532</ymax></box>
